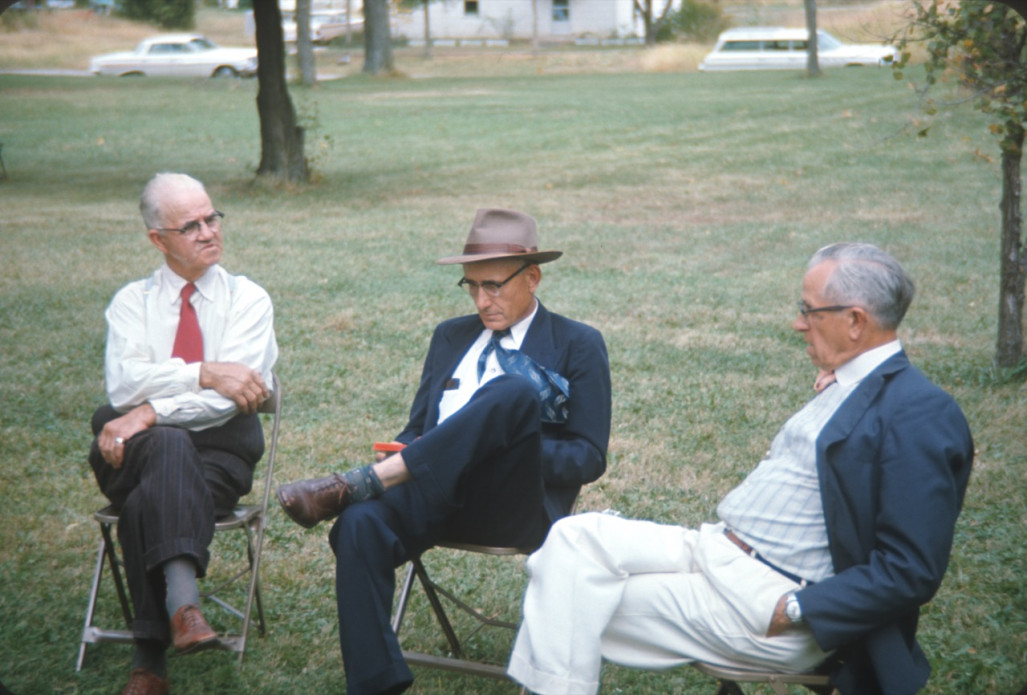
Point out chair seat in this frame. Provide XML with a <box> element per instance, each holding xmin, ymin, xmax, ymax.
<box><xmin>94</xmin><ymin>504</ymin><xmax>261</xmax><ymax>529</ymax></box>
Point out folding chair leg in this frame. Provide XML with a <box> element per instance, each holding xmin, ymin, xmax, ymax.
<box><xmin>77</xmin><ymin>522</ymin><xmax>134</xmax><ymax>672</ymax></box>
<box><xmin>411</xmin><ymin>556</ymin><xmax>464</xmax><ymax>658</ymax></box>
<box><xmin>101</xmin><ymin>521</ymin><xmax>134</xmax><ymax>627</ymax></box>
<box><xmin>77</xmin><ymin>539</ymin><xmax>108</xmax><ymax>671</ymax></box>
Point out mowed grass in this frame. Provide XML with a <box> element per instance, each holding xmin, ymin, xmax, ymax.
<box><xmin>1</xmin><ymin>32</ymin><xmax>1025</xmax><ymax>695</ymax></box>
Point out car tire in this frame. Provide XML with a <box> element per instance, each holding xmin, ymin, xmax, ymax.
<box><xmin>212</xmin><ymin>66</ymin><xmax>238</xmax><ymax>78</ymax></box>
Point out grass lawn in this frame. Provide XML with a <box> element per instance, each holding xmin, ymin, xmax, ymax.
<box><xmin>0</xmin><ymin>23</ymin><xmax>1025</xmax><ymax>695</ymax></box>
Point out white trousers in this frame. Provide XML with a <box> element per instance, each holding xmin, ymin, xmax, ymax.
<box><xmin>507</xmin><ymin>513</ymin><xmax>830</xmax><ymax>695</ymax></box>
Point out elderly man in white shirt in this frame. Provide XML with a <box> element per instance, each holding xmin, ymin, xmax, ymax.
<box><xmin>88</xmin><ymin>173</ymin><xmax>278</xmax><ymax>695</ymax></box>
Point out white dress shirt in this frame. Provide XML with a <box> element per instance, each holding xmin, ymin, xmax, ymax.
<box><xmin>104</xmin><ymin>263</ymin><xmax>278</xmax><ymax>431</ymax></box>
<box><xmin>436</xmin><ymin>300</ymin><xmax>539</xmax><ymax>424</ymax></box>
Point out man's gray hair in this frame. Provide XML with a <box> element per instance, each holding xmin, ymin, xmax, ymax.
<box><xmin>139</xmin><ymin>173</ymin><xmax>207</xmax><ymax>231</ymax></box>
<box><xmin>809</xmin><ymin>242</ymin><xmax>915</xmax><ymax>330</ymax></box>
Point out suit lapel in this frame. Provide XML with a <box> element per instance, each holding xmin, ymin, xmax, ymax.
<box><xmin>521</xmin><ymin>302</ymin><xmax>559</xmax><ymax>368</ymax></box>
<box><xmin>818</xmin><ymin>351</ymin><xmax>910</xmax><ymax>450</ymax></box>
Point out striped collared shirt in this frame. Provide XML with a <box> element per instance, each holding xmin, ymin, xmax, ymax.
<box><xmin>716</xmin><ymin>341</ymin><xmax>902</xmax><ymax>583</ymax></box>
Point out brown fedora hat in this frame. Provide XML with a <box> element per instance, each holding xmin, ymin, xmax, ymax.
<box><xmin>436</xmin><ymin>208</ymin><xmax>563</xmax><ymax>265</ymax></box>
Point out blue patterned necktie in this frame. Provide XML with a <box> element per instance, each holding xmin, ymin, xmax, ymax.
<box><xmin>477</xmin><ymin>329</ymin><xmax>570</xmax><ymax>424</ymax></box>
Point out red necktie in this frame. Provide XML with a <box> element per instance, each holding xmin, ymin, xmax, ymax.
<box><xmin>172</xmin><ymin>283</ymin><xmax>204</xmax><ymax>363</ymax></box>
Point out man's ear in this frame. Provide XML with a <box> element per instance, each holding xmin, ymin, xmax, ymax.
<box><xmin>148</xmin><ymin>229</ymin><xmax>168</xmax><ymax>254</ymax></box>
<box><xmin>847</xmin><ymin>306</ymin><xmax>870</xmax><ymax>340</ymax></box>
<box><xmin>526</xmin><ymin>264</ymin><xmax>542</xmax><ymax>293</ymax></box>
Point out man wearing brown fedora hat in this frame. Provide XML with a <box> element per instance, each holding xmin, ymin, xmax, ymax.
<box><xmin>276</xmin><ymin>208</ymin><xmax>612</xmax><ymax>695</ymax></box>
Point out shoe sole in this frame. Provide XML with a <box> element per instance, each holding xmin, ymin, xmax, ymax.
<box><xmin>175</xmin><ymin>634</ymin><xmax>220</xmax><ymax>655</ymax></box>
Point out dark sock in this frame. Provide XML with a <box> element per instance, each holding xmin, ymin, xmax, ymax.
<box><xmin>341</xmin><ymin>464</ymin><xmax>386</xmax><ymax>501</ymax></box>
<box><xmin>130</xmin><ymin>639</ymin><xmax>167</xmax><ymax>677</ymax></box>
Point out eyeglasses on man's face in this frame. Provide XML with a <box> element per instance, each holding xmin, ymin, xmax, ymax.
<box><xmin>158</xmin><ymin>210</ymin><xmax>224</xmax><ymax>236</ymax></box>
<box><xmin>457</xmin><ymin>263</ymin><xmax>530</xmax><ymax>298</ymax></box>
<box><xmin>797</xmin><ymin>301</ymin><xmax>857</xmax><ymax>318</ymax></box>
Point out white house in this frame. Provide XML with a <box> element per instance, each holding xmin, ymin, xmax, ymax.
<box><xmin>257</xmin><ymin>0</ymin><xmax>652</xmax><ymax>44</ymax></box>
<box><xmin>392</xmin><ymin>0</ymin><xmax>646</xmax><ymax>42</ymax></box>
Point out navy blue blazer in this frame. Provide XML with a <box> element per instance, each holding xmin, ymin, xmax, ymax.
<box><xmin>799</xmin><ymin>352</ymin><xmax>974</xmax><ymax>695</ymax></box>
<box><xmin>394</xmin><ymin>301</ymin><xmax>612</xmax><ymax>523</ymax></box>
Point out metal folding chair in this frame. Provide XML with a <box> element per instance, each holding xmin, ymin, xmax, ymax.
<box><xmin>692</xmin><ymin>661</ymin><xmax>835</xmax><ymax>695</ymax></box>
<box><xmin>392</xmin><ymin>540</ymin><xmax>534</xmax><ymax>681</ymax></box>
<box><xmin>75</xmin><ymin>375</ymin><xmax>283</xmax><ymax>670</ymax></box>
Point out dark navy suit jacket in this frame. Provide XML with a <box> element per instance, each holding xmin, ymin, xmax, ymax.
<box><xmin>394</xmin><ymin>301</ymin><xmax>612</xmax><ymax>523</ymax></box>
<box><xmin>799</xmin><ymin>352</ymin><xmax>974</xmax><ymax>695</ymax></box>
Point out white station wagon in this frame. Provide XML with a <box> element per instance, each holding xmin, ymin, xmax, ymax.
<box><xmin>699</xmin><ymin>27</ymin><xmax>898</xmax><ymax>72</ymax></box>
<box><xmin>90</xmin><ymin>34</ymin><xmax>258</xmax><ymax>78</ymax></box>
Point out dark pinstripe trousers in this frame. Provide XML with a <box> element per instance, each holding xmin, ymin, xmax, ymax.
<box><xmin>89</xmin><ymin>405</ymin><xmax>264</xmax><ymax>645</ymax></box>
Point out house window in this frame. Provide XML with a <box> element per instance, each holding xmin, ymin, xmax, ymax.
<box><xmin>552</xmin><ymin>0</ymin><xmax>569</xmax><ymax>22</ymax></box>
<box><xmin>464</xmin><ymin>0</ymin><xmax>478</xmax><ymax>15</ymax></box>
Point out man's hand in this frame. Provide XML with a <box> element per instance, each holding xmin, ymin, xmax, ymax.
<box><xmin>200</xmin><ymin>362</ymin><xmax>269</xmax><ymax>414</ymax></box>
<box><xmin>767</xmin><ymin>593</ymin><xmax>793</xmax><ymax>637</ymax></box>
<box><xmin>99</xmin><ymin>404</ymin><xmax>157</xmax><ymax>469</ymax></box>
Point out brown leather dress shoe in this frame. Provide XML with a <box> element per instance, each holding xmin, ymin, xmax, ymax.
<box><xmin>276</xmin><ymin>474</ymin><xmax>353</xmax><ymax>528</ymax></box>
<box><xmin>171</xmin><ymin>604</ymin><xmax>218</xmax><ymax>654</ymax></box>
<box><xmin>121</xmin><ymin>668</ymin><xmax>169</xmax><ymax>695</ymax></box>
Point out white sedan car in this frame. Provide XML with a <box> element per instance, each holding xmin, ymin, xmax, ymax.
<box><xmin>90</xmin><ymin>34</ymin><xmax>258</xmax><ymax>78</ymax></box>
<box><xmin>699</xmin><ymin>27</ymin><xmax>897</xmax><ymax>72</ymax></box>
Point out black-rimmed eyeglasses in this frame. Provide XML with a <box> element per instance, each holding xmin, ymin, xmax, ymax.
<box><xmin>457</xmin><ymin>264</ymin><xmax>530</xmax><ymax>298</ymax></box>
<box><xmin>797</xmin><ymin>301</ymin><xmax>857</xmax><ymax>318</ymax></box>
<box><xmin>157</xmin><ymin>210</ymin><xmax>224</xmax><ymax>236</ymax></box>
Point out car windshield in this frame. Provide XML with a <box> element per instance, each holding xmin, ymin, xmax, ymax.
<box><xmin>816</xmin><ymin>31</ymin><xmax>842</xmax><ymax>50</ymax></box>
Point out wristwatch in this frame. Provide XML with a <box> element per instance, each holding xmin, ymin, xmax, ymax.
<box><xmin>785</xmin><ymin>593</ymin><xmax>803</xmax><ymax>624</ymax></box>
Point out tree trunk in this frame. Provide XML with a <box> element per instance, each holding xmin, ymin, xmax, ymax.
<box><xmin>297</xmin><ymin>0</ymin><xmax>317</xmax><ymax>86</ymax></box>
<box><xmin>803</xmin><ymin>0</ymin><xmax>821</xmax><ymax>77</ymax></box>
<box><xmin>423</xmin><ymin>0</ymin><xmax>432</xmax><ymax>60</ymax></box>
<box><xmin>643</xmin><ymin>0</ymin><xmax>655</xmax><ymax>46</ymax></box>
<box><xmin>346</xmin><ymin>0</ymin><xmax>353</xmax><ymax>44</ymax></box>
<box><xmin>532</xmin><ymin>0</ymin><xmax>539</xmax><ymax>55</ymax></box>
<box><xmin>253</xmin><ymin>0</ymin><xmax>309</xmax><ymax>182</ymax></box>
<box><xmin>997</xmin><ymin>124</ymin><xmax>1025</xmax><ymax>366</ymax></box>
<box><xmin>363</xmin><ymin>0</ymin><xmax>394</xmax><ymax>74</ymax></box>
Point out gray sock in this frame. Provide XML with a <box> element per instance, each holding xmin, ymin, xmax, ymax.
<box><xmin>164</xmin><ymin>556</ymin><xmax>200</xmax><ymax>619</ymax></box>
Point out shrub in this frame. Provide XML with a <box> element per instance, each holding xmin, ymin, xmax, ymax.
<box><xmin>661</xmin><ymin>0</ymin><xmax>731</xmax><ymax>43</ymax></box>
<box><xmin>119</xmin><ymin>0</ymin><xmax>195</xmax><ymax>29</ymax></box>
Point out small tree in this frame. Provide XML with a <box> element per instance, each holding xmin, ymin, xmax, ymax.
<box><xmin>894</xmin><ymin>1</ymin><xmax>1027</xmax><ymax>366</ymax></box>
<box><xmin>634</xmin><ymin>0</ymin><xmax>674</xmax><ymax>46</ymax></box>
<box><xmin>803</xmin><ymin>0</ymin><xmax>821</xmax><ymax>77</ymax></box>
<box><xmin>296</xmin><ymin>0</ymin><xmax>317</xmax><ymax>86</ymax></box>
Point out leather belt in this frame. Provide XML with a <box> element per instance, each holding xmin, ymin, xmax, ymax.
<box><xmin>724</xmin><ymin>529</ymin><xmax>811</xmax><ymax>587</ymax></box>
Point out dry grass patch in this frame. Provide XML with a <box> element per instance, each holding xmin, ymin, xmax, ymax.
<box><xmin>638</xmin><ymin>43</ymin><xmax>709</xmax><ymax>72</ymax></box>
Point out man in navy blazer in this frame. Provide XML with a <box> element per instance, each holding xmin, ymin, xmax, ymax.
<box><xmin>507</xmin><ymin>242</ymin><xmax>973</xmax><ymax>695</ymax></box>
<box><xmin>277</xmin><ymin>208</ymin><xmax>611</xmax><ymax>695</ymax></box>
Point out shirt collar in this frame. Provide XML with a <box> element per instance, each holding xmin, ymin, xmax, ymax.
<box><xmin>159</xmin><ymin>263</ymin><xmax>217</xmax><ymax>302</ymax></box>
<box><xmin>494</xmin><ymin>299</ymin><xmax>538</xmax><ymax>349</ymax></box>
<box><xmin>834</xmin><ymin>339</ymin><xmax>902</xmax><ymax>388</ymax></box>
